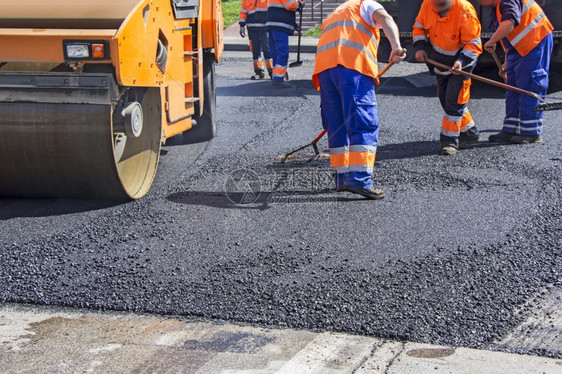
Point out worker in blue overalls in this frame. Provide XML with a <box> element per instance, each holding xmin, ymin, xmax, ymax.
<box><xmin>312</xmin><ymin>0</ymin><xmax>405</xmax><ymax>199</ymax></box>
<box><xmin>477</xmin><ymin>0</ymin><xmax>553</xmax><ymax>144</ymax></box>
<box><xmin>266</xmin><ymin>0</ymin><xmax>305</xmax><ymax>88</ymax></box>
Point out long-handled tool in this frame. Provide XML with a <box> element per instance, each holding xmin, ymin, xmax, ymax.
<box><xmin>490</xmin><ymin>50</ymin><xmax>506</xmax><ymax>80</ymax></box>
<box><xmin>289</xmin><ymin>10</ymin><xmax>303</xmax><ymax>68</ymax></box>
<box><xmin>276</xmin><ymin>54</ymin><xmax>406</xmax><ymax>163</ymax></box>
<box><xmin>273</xmin><ymin>128</ymin><xmax>327</xmax><ymax>163</ymax></box>
<box><xmin>425</xmin><ymin>57</ymin><xmax>562</xmax><ymax>111</ymax></box>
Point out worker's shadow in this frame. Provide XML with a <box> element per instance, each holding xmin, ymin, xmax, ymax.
<box><xmin>217</xmin><ymin>79</ymin><xmax>317</xmax><ymax>97</ymax></box>
<box><xmin>376</xmin><ymin>139</ymin><xmax>499</xmax><ymax>160</ymax></box>
<box><xmin>167</xmin><ymin>189</ymin><xmax>364</xmax><ymax>210</ymax></box>
<box><xmin>376</xmin><ymin>140</ymin><xmax>438</xmax><ymax>160</ymax></box>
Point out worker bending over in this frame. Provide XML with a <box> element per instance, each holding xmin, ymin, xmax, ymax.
<box><xmin>266</xmin><ymin>0</ymin><xmax>305</xmax><ymax>87</ymax></box>
<box><xmin>477</xmin><ymin>0</ymin><xmax>553</xmax><ymax>144</ymax></box>
<box><xmin>312</xmin><ymin>0</ymin><xmax>405</xmax><ymax>199</ymax></box>
<box><xmin>239</xmin><ymin>0</ymin><xmax>273</xmax><ymax>79</ymax></box>
<box><xmin>413</xmin><ymin>0</ymin><xmax>483</xmax><ymax>155</ymax></box>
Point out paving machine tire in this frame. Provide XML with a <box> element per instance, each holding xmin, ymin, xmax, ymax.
<box><xmin>184</xmin><ymin>52</ymin><xmax>217</xmax><ymax>143</ymax></box>
<box><xmin>0</xmin><ymin>78</ymin><xmax>162</xmax><ymax>200</ymax></box>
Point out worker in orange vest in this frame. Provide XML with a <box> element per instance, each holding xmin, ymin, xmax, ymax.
<box><xmin>476</xmin><ymin>0</ymin><xmax>553</xmax><ymax>144</ymax></box>
<box><xmin>312</xmin><ymin>0</ymin><xmax>405</xmax><ymax>199</ymax></box>
<box><xmin>239</xmin><ymin>0</ymin><xmax>273</xmax><ymax>79</ymax></box>
<box><xmin>413</xmin><ymin>0</ymin><xmax>483</xmax><ymax>156</ymax></box>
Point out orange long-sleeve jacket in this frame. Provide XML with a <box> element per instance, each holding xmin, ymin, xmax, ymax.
<box><xmin>413</xmin><ymin>0</ymin><xmax>482</xmax><ymax>67</ymax></box>
<box><xmin>239</xmin><ymin>0</ymin><xmax>269</xmax><ymax>30</ymax></box>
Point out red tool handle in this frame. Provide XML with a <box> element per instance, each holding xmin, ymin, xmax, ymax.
<box><xmin>311</xmin><ymin>129</ymin><xmax>327</xmax><ymax>144</ymax></box>
<box><xmin>375</xmin><ymin>49</ymin><xmax>407</xmax><ymax>85</ymax></box>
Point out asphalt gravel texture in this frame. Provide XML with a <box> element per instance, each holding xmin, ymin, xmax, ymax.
<box><xmin>0</xmin><ymin>54</ymin><xmax>561</xmax><ymax>358</ymax></box>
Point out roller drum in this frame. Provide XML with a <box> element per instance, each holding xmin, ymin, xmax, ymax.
<box><xmin>0</xmin><ymin>83</ymin><xmax>162</xmax><ymax>200</ymax></box>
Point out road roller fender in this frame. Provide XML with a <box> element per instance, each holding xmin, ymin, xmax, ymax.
<box><xmin>200</xmin><ymin>0</ymin><xmax>224</xmax><ymax>63</ymax></box>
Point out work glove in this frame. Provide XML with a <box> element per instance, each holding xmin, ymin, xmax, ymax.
<box><xmin>240</xmin><ymin>26</ymin><xmax>246</xmax><ymax>38</ymax></box>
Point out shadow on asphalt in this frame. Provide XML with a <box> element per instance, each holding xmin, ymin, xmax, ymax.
<box><xmin>218</xmin><ymin>79</ymin><xmax>317</xmax><ymax>97</ymax></box>
<box><xmin>166</xmin><ymin>190</ymin><xmax>365</xmax><ymax>210</ymax></box>
<box><xmin>161</xmin><ymin>132</ymin><xmax>210</xmax><ymax>147</ymax></box>
<box><xmin>376</xmin><ymin>139</ymin><xmax>505</xmax><ymax>160</ymax></box>
<box><xmin>0</xmin><ymin>198</ymin><xmax>119</xmax><ymax>220</ymax></box>
<box><xmin>377</xmin><ymin>140</ymin><xmax>439</xmax><ymax>160</ymax></box>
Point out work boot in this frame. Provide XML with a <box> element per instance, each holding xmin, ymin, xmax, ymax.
<box><xmin>347</xmin><ymin>186</ymin><xmax>385</xmax><ymax>200</ymax></box>
<box><xmin>440</xmin><ymin>145</ymin><xmax>458</xmax><ymax>155</ymax></box>
<box><xmin>489</xmin><ymin>131</ymin><xmax>515</xmax><ymax>143</ymax></box>
<box><xmin>251</xmin><ymin>68</ymin><xmax>265</xmax><ymax>80</ymax></box>
<box><xmin>511</xmin><ymin>134</ymin><xmax>543</xmax><ymax>144</ymax></box>
<box><xmin>458</xmin><ymin>132</ymin><xmax>481</xmax><ymax>148</ymax></box>
<box><xmin>273</xmin><ymin>81</ymin><xmax>291</xmax><ymax>88</ymax></box>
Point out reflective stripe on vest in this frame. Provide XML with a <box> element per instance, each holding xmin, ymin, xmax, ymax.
<box><xmin>498</xmin><ymin>0</ymin><xmax>553</xmax><ymax>57</ymax></box>
<box><xmin>321</xmin><ymin>19</ymin><xmax>380</xmax><ymax>47</ymax></box>
<box><xmin>312</xmin><ymin>0</ymin><xmax>380</xmax><ymax>90</ymax></box>
<box><xmin>316</xmin><ymin>38</ymin><xmax>378</xmax><ymax>67</ymax></box>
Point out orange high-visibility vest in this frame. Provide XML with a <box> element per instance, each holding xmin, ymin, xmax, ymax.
<box><xmin>413</xmin><ymin>0</ymin><xmax>481</xmax><ymax>58</ymax></box>
<box><xmin>312</xmin><ymin>0</ymin><xmax>380</xmax><ymax>90</ymax></box>
<box><xmin>497</xmin><ymin>0</ymin><xmax>553</xmax><ymax>57</ymax></box>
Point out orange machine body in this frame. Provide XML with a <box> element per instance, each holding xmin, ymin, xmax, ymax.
<box><xmin>0</xmin><ymin>0</ymin><xmax>223</xmax><ymax>140</ymax></box>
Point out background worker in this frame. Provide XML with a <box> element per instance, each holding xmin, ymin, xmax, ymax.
<box><xmin>476</xmin><ymin>0</ymin><xmax>553</xmax><ymax>144</ymax></box>
<box><xmin>312</xmin><ymin>0</ymin><xmax>405</xmax><ymax>199</ymax></box>
<box><xmin>239</xmin><ymin>0</ymin><xmax>273</xmax><ymax>80</ymax></box>
<box><xmin>413</xmin><ymin>0</ymin><xmax>483</xmax><ymax>155</ymax></box>
<box><xmin>266</xmin><ymin>0</ymin><xmax>305</xmax><ymax>87</ymax></box>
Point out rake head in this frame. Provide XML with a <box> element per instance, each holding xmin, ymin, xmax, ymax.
<box><xmin>534</xmin><ymin>101</ymin><xmax>562</xmax><ymax>111</ymax></box>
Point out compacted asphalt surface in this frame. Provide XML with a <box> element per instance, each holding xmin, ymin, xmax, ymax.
<box><xmin>0</xmin><ymin>52</ymin><xmax>560</xmax><ymax>359</ymax></box>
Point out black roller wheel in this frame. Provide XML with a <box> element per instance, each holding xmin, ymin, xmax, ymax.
<box><xmin>184</xmin><ymin>51</ymin><xmax>217</xmax><ymax>143</ymax></box>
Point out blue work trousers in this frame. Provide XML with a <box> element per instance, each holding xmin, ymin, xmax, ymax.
<box><xmin>269</xmin><ymin>30</ymin><xmax>289</xmax><ymax>82</ymax></box>
<box><xmin>503</xmin><ymin>34</ymin><xmax>553</xmax><ymax>136</ymax></box>
<box><xmin>319</xmin><ymin>66</ymin><xmax>379</xmax><ymax>190</ymax></box>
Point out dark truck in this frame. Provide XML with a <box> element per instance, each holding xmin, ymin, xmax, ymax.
<box><xmin>377</xmin><ymin>0</ymin><xmax>562</xmax><ymax>71</ymax></box>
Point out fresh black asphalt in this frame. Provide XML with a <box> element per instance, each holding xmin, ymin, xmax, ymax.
<box><xmin>0</xmin><ymin>56</ymin><xmax>560</xmax><ymax>358</ymax></box>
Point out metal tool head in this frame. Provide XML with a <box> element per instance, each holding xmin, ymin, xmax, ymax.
<box><xmin>534</xmin><ymin>101</ymin><xmax>562</xmax><ymax>111</ymax></box>
<box><xmin>273</xmin><ymin>153</ymin><xmax>330</xmax><ymax>163</ymax></box>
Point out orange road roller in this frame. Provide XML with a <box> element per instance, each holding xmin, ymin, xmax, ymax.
<box><xmin>0</xmin><ymin>0</ymin><xmax>223</xmax><ymax>200</ymax></box>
